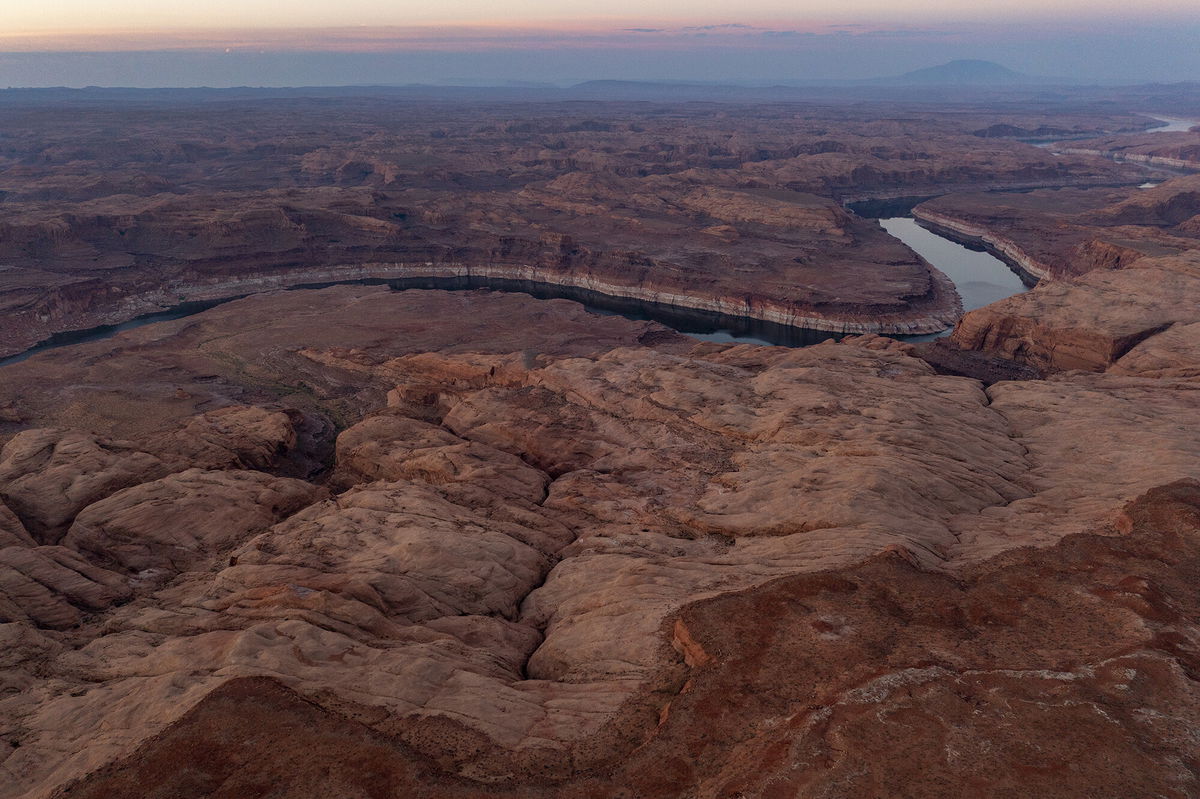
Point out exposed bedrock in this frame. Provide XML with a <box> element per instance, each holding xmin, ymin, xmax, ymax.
<box><xmin>1058</xmin><ymin>126</ymin><xmax>1200</xmax><ymax>172</ymax></box>
<box><xmin>951</xmin><ymin>251</ymin><xmax>1200</xmax><ymax>373</ymax></box>
<box><xmin>910</xmin><ymin>208</ymin><xmax>1053</xmax><ymax>281</ymax></box>
<box><xmin>0</xmin><ymin>287</ymin><xmax>1198</xmax><ymax>798</ymax></box>
<box><xmin>0</xmin><ymin>101</ymin><xmax>1156</xmax><ymax>358</ymax></box>
<box><xmin>916</xmin><ymin>176</ymin><xmax>1200</xmax><ymax>279</ymax></box>
<box><xmin>910</xmin><ymin>178</ymin><xmax>1200</xmax><ymax>373</ymax></box>
<box><xmin>55</xmin><ymin>479</ymin><xmax>1200</xmax><ymax>799</ymax></box>
<box><xmin>63</xmin><ymin>469</ymin><xmax>324</xmax><ymax>576</ymax></box>
<box><xmin>4</xmin><ymin>95</ymin><xmax>1200</xmax><ymax>798</ymax></box>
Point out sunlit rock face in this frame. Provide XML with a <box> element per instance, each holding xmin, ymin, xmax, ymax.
<box><xmin>905</xmin><ymin>177</ymin><xmax>1200</xmax><ymax>373</ymax></box>
<box><xmin>2</xmin><ymin>90</ymin><xmax>1199</xmax><ymax>798</ymax></box>
<box><xmin>0</xmin><ymin>284</ymin><xmax>1197</xmax><ymax>799</ymax></box>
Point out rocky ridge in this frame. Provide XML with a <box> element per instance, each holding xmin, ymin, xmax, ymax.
<box><xmin>0</xmin><ymin>286</ymin><xmax>1197</xmax><ymax>797</ymax></box>
<box><xmin>0</xmin><ymin>100</ymin><xmax>1151</xmax><ymax>358</ymax></box>
<box><xmin>2</xmin><ymin>92</ymin><xmax>1200</xmax><ymax>798</ymax></box>
<box><xmin>917</xmin><ymin>176</ymin><xmax>1200</xmax><ymax>372</ymax></box>
<box><xmin>1058</xmin><ymin>124</ymin><xmax>1200</xmax><ymax>171</ymax></box>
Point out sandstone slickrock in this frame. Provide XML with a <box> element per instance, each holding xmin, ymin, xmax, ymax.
<box><xmin>63</xmin><ymin>469</ymin><xmax>325</xmax><ymax>576</ymax></box>
<box><xmin>1110</xmin><ymin>321</ymin><xmax>1200</xmax><ymax>379</ymax></box>
<box><xmin>3</xmin><ymin>90</ymin><xmax>1200</xmax><ymax>799</ymax></box>
<box><xmin>913</xmin><ymin>177</ymin><xmax>1200</xmax><ymax>372</ymax></box>
<box><xmin>53</xmin><ymin>480</ymin><xmax>1200</xmax><ymax>799</ymax></box>
<box><xmin>0</xmin><ymin>501</ymin><xmax>33</xmax><ymax>548</ymax></box>
<box><xmin>0</xmin><ymin>430</ymin><xmax>171</xmax><ymax>544</ymax></box>
<box><xmin>0</xmin><ymin>546</ymin><xmax>130</xmax><ymax>630</ymax></box>
<box><xmin>951</xmin><ymin>251</ymin><xmax>1200</xmax><ymax>372</ymax></box>
<box><xmin>0</xmin><ymin>287</ymin><xmax>690</xmax><ymax>447</ymax></box>
<box><xmin>146</xmin><ymin>407</ymin><xmax>302</xmax><ymax>472</ymax></box>
<box><xmin>0</xmin><ymin>285</ymin><xmax>1197</xmax><ymax>798</ymax></box>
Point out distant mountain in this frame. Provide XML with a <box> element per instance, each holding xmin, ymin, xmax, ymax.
<box><xmin>568</xmin><ymin>61</ymin><xmax>1059</xmax><ymax>97</ymax></box>
<box><xmin>887</xmin><ymin>60</ymin><xmax>1034</xmax><ymax>86</ymax></box>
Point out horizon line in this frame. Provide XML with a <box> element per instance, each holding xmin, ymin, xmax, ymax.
<box><xmin>0</xmin><ymin>16</ymin><xmax>1196</xmax><ymax>54</ymax></box>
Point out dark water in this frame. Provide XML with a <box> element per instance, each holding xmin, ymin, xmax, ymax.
<box><xmin>0</xmin><ymin>298</ymin><xmax>242</xmax><ymax>367</ymax></box>
<box><xmin>297</xmin><ymin>275</ymin><xmax>846</xmax><ymax>348</ymax></box>
<box><xmin>0</xmin><ymin>215</ymin><xmax>1039</xmax><ymax>365</ymax></box>
<box><xmin>0</xmin><ymin>276</ymin><xmax>839</xmax><ymax>367</ymax></box>
<box><xmin>1032</xmin><ymin>116</ymin><xmax>1199</xmax><ymax>149</ymax></box>
<box><xmin>845</xmin><ymin>196</ymin><xmax>1033</xmax><ymax>338</ymax></box>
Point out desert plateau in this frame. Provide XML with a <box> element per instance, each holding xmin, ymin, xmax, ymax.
<box><xmin>1</xmin><ymin>41</ymin><xmax>1199</xmax><ymax>799</ymax></box>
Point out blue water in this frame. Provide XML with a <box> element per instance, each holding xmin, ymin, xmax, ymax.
<box><xmin>1146</xmin><ymin>116</ymin><xmax>1200</xmax><ymax>133</ymax></box>
<box><xmin>0</xmin><ymin>219</ymin><xmax>1034</xmax><ymax>364</ymax></box>
<box><xmin>880</xmin><ymin>218</ymin><xmax>1029</xmax><ymax>313</ymax></box>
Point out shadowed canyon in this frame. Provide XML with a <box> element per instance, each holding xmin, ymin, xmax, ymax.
<box><xmin>1</xmin><ymin>84</ymin><xmax>1200</xmax><ymax>798</ymax></box>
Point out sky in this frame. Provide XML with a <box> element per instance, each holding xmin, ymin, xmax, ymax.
<box><xmin>0</xmin><ymin>1</ymin><xmax>1197</xmax><ymax>87</ymax></box>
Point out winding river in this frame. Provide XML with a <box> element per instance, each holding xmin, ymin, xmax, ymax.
<box><xmin>1145</xmin><ymin>115</ymin><xmax>1200</xmax><ymax>133</ymax></box>
<box><xmin>1034</xmin><ymin>114</ymin><xmax>1199</xmax><ymax>151</ymax></box>
<box><xmin>880</xmin><ymin>218</ymin><xmax>1028</xmax><ymax>312</ymax></box>
<box><xmin>17</xmin><ymin>113</ymin><xmax>1196</xmax><ymax>366</ymax></box>
<box><xmin>0</xmin><ymin>212</ymin><xmax>1034</xmax><ymax>365</ymax></box>
<box><xmin>9</xmin><ymin>118</ymin><xmax>1190</xmax><ymax>364</ymax></box>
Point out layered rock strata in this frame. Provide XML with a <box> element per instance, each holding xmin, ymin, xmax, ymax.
<box><xmin>911</xmin><ymin>208</ymin><xmax>1053</xmax><ymax>281</ymax></box>
<box><xmin>1058</xmin><ymin>125</ymin><xmax>1200</xmax><ymax>171</ymax></box>
<box><xmin>951</xmin><ymin>252</ymin><xmax>1200</xmax><ymax>372</ymax></box>
<box><xmin>61</xmin><ymin>479</ymin><xmax>1200</xmax><ymax>799</ymax></box>
<box><xmin>0</xmin><ymin>287</ymin><xmax>1197</xmax><ymax>797</ymax></box>
<box><xmin>920</xmin><ymin>177</ymin><xmax>1200</xmax><ymax>372</ymax></box>
<box><xmin>0</xmin><ymin>99</ymin><xmax>1152</xmax><ymax>357</ymax></box>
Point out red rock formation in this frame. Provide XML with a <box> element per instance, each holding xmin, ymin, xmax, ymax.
<box><xmin>54</xmin><ymin>479</ymin><xmax>1200</xmax><ymax>799</ymax></box>
<box><xmin>949</xmin><ymin>255</ymin><xmax>1200</xmax><ymax>372</ymax></box>
<box><xmin>912</xmin><ymin>177</ymin><xmax>1200</xmax><ymax>372</ymax></box>
<box><xmin>1060</xmin><ymin>127</ymin><xmax>1200</xmax><ymax>171</ymax></box>
<box><xmin>0</xmin><ymin>287</ymin><xmax>1197</xmax><ymax>798</ymax></box>
<box><xmin>1</xmin><ymin>93</ymin><xmax>1198</xmax><ymax>799</ymax></box>
<box><xmin>0</xmin><ymin>100</ymin><xmax>1153</xmax><ymax>356</ymax></box>
<box><xmin>63</xmin><ymin>469</ymin><xmax>324</xmax><ymax>575</ymax></box>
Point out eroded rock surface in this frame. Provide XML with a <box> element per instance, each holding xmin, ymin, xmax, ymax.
<box><xmin>0</xmin><ymin>98</ymin><xmax>1161</xmax><ymax>356</ymax></box>
<box><xmin>64</xmin><ymin>469</ymin><xmax>324</xmax><ymax>576</ymax></box>
<box><xmin>0</xmin><ymin>546</ymin><xmax>129</xmax><ymax>630</ymax></box>
<box><xmin>915</xmin><ymin>177</ymin><xmax>1200</xmax><ymax>373</ymax></box>
<box><xmin>56</xmin><ymin>480</ymin><xmax>1200</xmax><ymax>799</ymax></box>
<box><xmin>952</xmin><ymin>253</ymin><xmax>1200</xmax><ymax>372</ymax></box>
<box><xmin>0</xmin><ymin>286</ymin><xmax>1197</xmax><ymax>798</ymax></box>
<box><xmin>0</xmin><ymin>430</ymin><xmax>171</xmax><ymax>544</ymax></box>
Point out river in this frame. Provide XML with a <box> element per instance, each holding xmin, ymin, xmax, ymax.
<box><xmin>0</xmin><ymin>216</ymin><xmax>1035</xmax><ymax>365</ymax></box>
<box><xmin>1034</xmin><ymin>114</ymin><xmax>1199</xmax><ymax>150</ymax></box>
<box><xmin>880</xmin><ymin>218</ymin><xmax>1028</xmax><ymax>313</ymax></box>
<box><xmin>1145</xmin><ymin>115</ymin><xmax>1200</xmax><ymax>133</ymax></box>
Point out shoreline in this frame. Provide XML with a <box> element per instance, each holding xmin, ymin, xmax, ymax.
<box><xmin>4</xmin><ymin>174</ymin><xmax>1163</xmax><ymax>364</ymax></box>
<box><xmin>909</xmin><ymin>208</ymin><xmax>1051</xmax><ymax>285</ymax></box>
<box><xmin>835</xmin><ymin>176</ymin><xmax>1147</xmax><ymax>206</ymax></box>
<box><xmin>1058</xmin><ymin>147</ymin><xmax>1200</xmax><ymax>174</ymax></box>
<box><xmin>0</xmin><ymin>260</ymin><xmax>963</xmax><ymax>363</ymax></box>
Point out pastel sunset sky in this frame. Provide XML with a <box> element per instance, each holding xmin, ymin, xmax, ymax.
<box><xmin>0</xmin><ymin>0</ymin><xmax>1196</xmax><ymax>87</ymax></box>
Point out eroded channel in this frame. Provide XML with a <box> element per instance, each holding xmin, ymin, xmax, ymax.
<box><xmin>0</xmin><ymin>209</ymin><xmax>1036</xmax><ymax>365</ymax></box>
